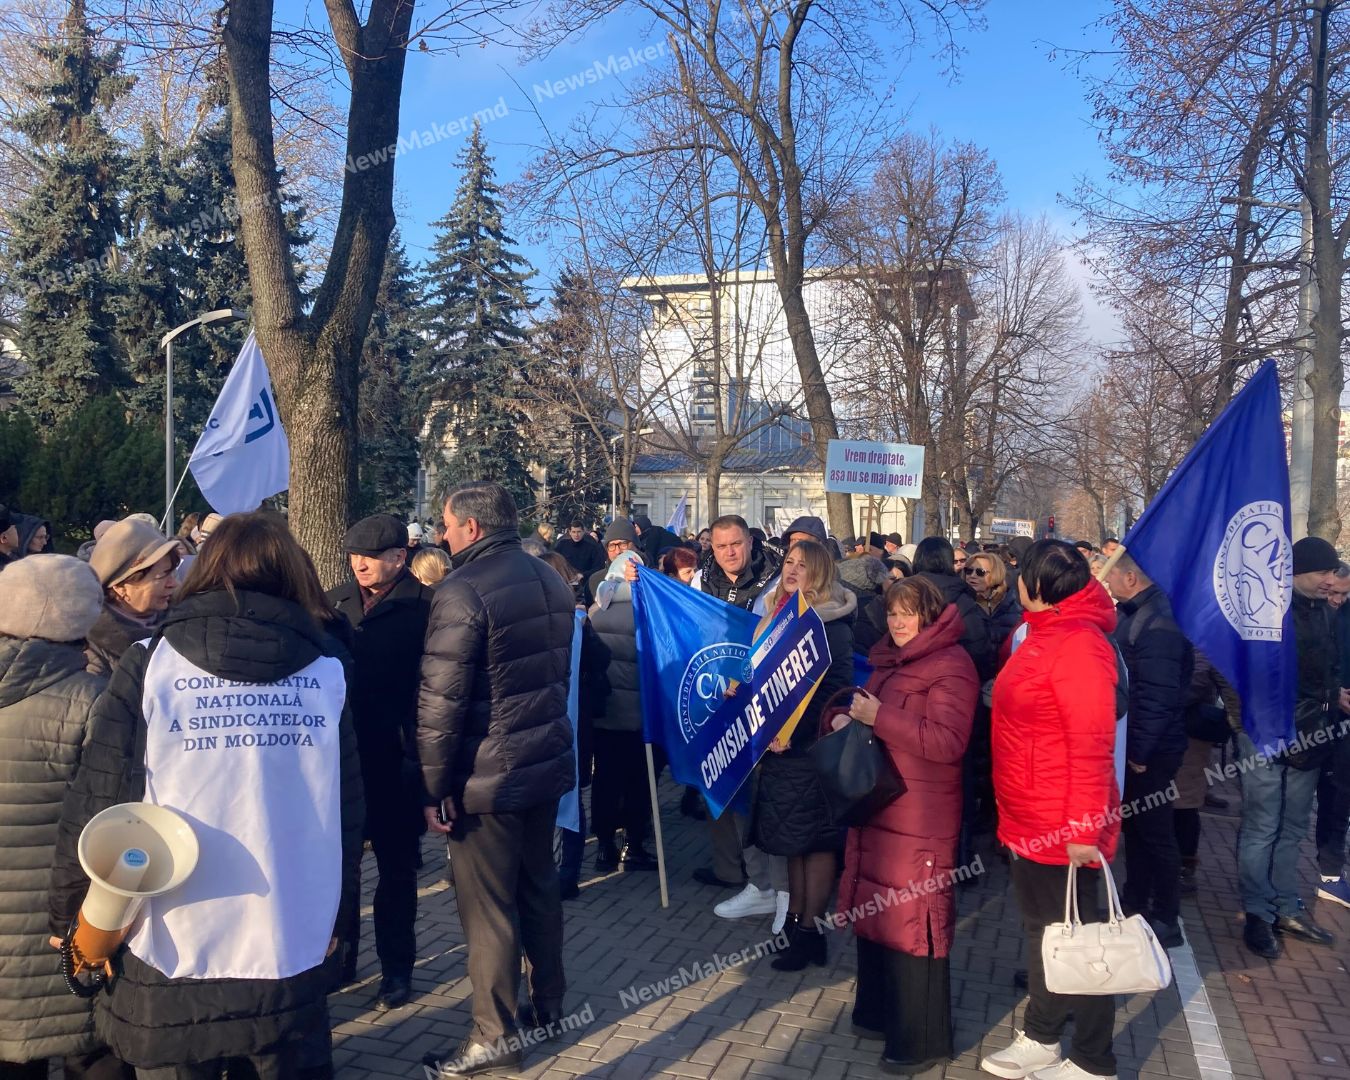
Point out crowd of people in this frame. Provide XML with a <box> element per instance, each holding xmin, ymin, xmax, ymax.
<box><xmin>0</xmin><ymin>493</ymin><xmax>1347</xmax><ymax>1080</ymax></box>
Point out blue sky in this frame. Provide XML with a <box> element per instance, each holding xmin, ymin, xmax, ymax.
<box><xmin>325</xmin><ymin>0</ymin><xmax>1121</xmax><ymax>332</ymax></box>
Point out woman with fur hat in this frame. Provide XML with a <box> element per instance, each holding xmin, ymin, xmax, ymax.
<box><xmin>0</xmin><ymin>555</ymin><xmax>133</xmax><ymax>1078</ymax></box>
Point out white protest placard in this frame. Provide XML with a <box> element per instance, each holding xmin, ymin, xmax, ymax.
<box><xmin>824</xmin><ymin>439</ymin><xmax>924</xmax><ymax>498</ymax></box>
<box><xmin>990</xmin><ymin>517</ymin><xmax>1036</xmax><ymax>538</ymax></box>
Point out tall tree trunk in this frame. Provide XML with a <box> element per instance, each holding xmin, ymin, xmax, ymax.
<box><xmin>705</xmin><ymin>458</ymin><xmax>723</xmax><ymax>522</ymax></box>
<box><xmin>1305</xmin><ymin>0</ymin><xmax>1343</xmax><ymax>543</ymax></box>
<box><xmin>773</xmin><ymin>247</ymin><xmax>850</xmax><ymax>537</ymax></box>
<box><xmin>223</xmin><ymin>0</ymin><xmax>412</xmax><ymax>585</ymax></box>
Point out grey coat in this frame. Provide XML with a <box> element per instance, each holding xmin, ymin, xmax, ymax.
<box><xmin>0</xmin><ymin>635</ymin><xmax>106</xmax><ymax>1061</ymax></box>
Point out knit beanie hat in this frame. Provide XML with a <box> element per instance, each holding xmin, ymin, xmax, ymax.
<box><xmin>0</xmin><ymin>554</ymin><xmax>104</xmax><ymax>642</ymax></box>
<box><xmin>1293</xmin><ymin>536</ymin><xmax>1340</xmax><ymax>575</ymax></box>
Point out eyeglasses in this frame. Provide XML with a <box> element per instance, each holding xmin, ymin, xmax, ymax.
<box><xmin>963</xmin><ymin>566</ymin><xmax>987</xmax><ymax>578</ymax></box>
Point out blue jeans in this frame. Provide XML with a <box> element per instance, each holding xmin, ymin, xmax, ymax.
<box><xmin>1236</xmin><ymin>731</ymin><xmax>1321</xmax><ymax>921</ymax></box>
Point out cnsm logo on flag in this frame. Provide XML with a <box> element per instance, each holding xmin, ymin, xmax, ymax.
<box><xmin>1212</xmin><ymin>500</ymin><xmax>1291</xmax><ymax>642</ymax></box>
<box><xmin>678</xmin><ymin>643</ymin><xmax>748</xmax><ymax>743</ymax></box>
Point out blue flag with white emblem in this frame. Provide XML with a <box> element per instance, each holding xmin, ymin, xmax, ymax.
<box><xmin>632</xmin><ymin>565</ymin><xmax>759</xmax><ymax>787</ymax></box>
<box><xmin>1121</xmin><ymin>361</ymin><xmax>1293</xmax><ymax>752</ymax></box>
<box><xmin>189</xmin><ymin>330</ymin><xmax>290</xmax><ymax>514</ymax></box>
<box><xmin>633</xmin><ymin>568</ymin><xmax>832</xmax><ymax>817</ymax></box>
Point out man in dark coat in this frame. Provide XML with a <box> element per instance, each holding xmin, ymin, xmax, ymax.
<box><xmin>419</xmin><ymin>483</ymin><xmax>576</xmax><ymax>1077</ymax></box>
<box><xmin>327</xmin><ymin>514</ymin><xmax>433</xmax><ymax>1012</ymax></box>
<box><xmin>554</xmin><ymin>520</ymin><xmax>605</xmax><ymax>581</ymax></box>
<box><xmin>1234</xmin><ymin>536</ymin><xmax>1342</xmax><ymax>957</ymax></box>
<box><xmin>631</xmin><ymin>513</ymin><xmax>682</xmax><ymax>569</ymax></box>
<box><xmin>690</xmin><ymin>514</ymin><xmax>782</xmax><ymax>615</ymax></box>
<box><xmin>1104</xmin><ymin>552</ymin><xmax>1194</xmax><ymax>948</ymax></box>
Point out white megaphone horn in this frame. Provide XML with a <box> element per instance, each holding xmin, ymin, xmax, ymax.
<box><xmin>64</xmin><ymin>803</ymin><xmax>198</xmax><ymax>994</ymax></box>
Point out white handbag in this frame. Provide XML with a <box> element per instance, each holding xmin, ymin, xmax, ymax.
<box><xmin>1041</xmin><ymin>862</ymin><xmax>1172</xmax><ymax>996</ymax></box>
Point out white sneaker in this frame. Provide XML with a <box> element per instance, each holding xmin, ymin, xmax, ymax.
<box><xmin>1031</xmin><ymin>1060</ymin><xmax>1117</xmax><ymax>1080</ymax></box>
<box><xmin>771</xmin><ymin>891</ymin><xmax>790</xmax><ymax>934</ymax></box>
<box><xmin>714</xmin><ymin>883</ymin><xmax>778</xmax><ymax>919</ymax></box>
<box><xmin>980</xmin><ymin>1030</ymin><xmax>1062</xmax><ymax>1078</ymax></box>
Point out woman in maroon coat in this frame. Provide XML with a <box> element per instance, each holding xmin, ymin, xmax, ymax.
<box><xmin>827</xmin><ymin>576</ymin><xmax>978</xmax><ymax>1075</ymax></box>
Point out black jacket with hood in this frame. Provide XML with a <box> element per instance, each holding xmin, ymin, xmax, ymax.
<box><xmin>916</xmin><ymin>570</ymin><xmax>995</xmax><ymax>682</ymax></box>
<box><xmin>48</xmin><ymin>590</ymin><xmax>365</xmax><ymax>1069</ymax></box>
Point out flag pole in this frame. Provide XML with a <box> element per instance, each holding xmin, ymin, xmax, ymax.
<box><xmin>159</xmin><ymin>464</ymin><xmax>194</xmax><ymax>534</ymax></box>
<box><xmin>1095</xmin><ymin>543</ymin><xmax>1128</xmax><ymax>582</ymax></box>
<box><xmin>644</xmin><ymin>743</ymin><xmax>670</xmax><ymax>909</ymax></box>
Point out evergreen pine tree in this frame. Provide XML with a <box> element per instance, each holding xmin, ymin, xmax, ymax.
<box><xmin>9</xmin><ymin>0</ymin><xmax>131</xmax><ymax>426</ymax></box>
<box><xmin>19</xmin><ymin>394</ymin><xmax>160</xmax><ymax>535</ymax></box>
<box><xmin>357</xmin><ymin>231</ymin><xmax>423</xmax><ymax>517</ymax></box>
<box><xmin>533</xmin><ymin>269</ymin><xmax>611</xmax><ymax>526</ymax></box>
<box><xmin>420</xmin><ymin>123</ymin><xmax>536</xmax><ymax>510</ymax></box>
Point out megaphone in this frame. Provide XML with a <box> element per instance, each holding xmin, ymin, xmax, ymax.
<box><xmin>63</xmin><ymin>803</ymin><xmax>198</xmax><ymax>995</ymax></box>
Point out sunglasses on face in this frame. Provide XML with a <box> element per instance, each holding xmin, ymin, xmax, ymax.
<box><xmin>963</xmin><ymin>566</ymin><xmax>987</xmax><ymax>577</ymax></box>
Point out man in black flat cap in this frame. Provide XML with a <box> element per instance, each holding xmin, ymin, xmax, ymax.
<box><xmin>327</xmin><ymin>513</ymin><xmax>434</xmax><ymax>1010</ymax></box>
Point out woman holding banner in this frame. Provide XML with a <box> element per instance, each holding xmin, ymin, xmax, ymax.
<box><xmin>750</xmin><ymin>540</ymin><xmax>856</xmax><ymax>970</ymax></box>
<box><xmin>828</xmin><ymin>575</ymin><xmax>977</xmax><ymax>1076</ymax></box>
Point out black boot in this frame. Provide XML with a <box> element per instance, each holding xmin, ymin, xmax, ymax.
<box><xmin>1244</xmin><ymin>914</ymin><xmax>1280</xmax><ymax>959</ymax></box>
<box><xmin>1179</xmin><ymin>857</ymin><xmax>1198</xmax><ymax>896</ymax></box>
<box><xmin>594</xmin><ymin>840</ymin><xmax>619</xmax><ymax>873</ymax></box>
<box><xmin>680</xmin><ymin>786</ymin><xmax>707</xmax><ymax>820</ymax></box>
<box><xmin>771</xmin><ymin>925</ymin><xmax>826</xmax><ymax>971</ymax></box>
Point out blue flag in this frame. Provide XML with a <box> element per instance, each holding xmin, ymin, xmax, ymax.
<box><xmin>633</xmin><ymin>569</ymin><xmax>832</xmax><ymax>817</ymax></box>
<box><xmin>1122</xmin><ymin>361</ymin><xmax>1293</xmax><ymax>752</ymax></box>
<box><xmin>632</xmin><ymin>567</ymin><xmax>759</xmax><ymax>783</ymax></box>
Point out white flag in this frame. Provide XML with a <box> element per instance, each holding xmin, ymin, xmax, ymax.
<box><xmin>667</xmin><ymin>493</ymin><xmax>688</xmax><ymax>535</ymax></box>
<box><xmin>189</xmin><ymin>330</ymin><xmax>290</xmax><ymax>514</ymax></box>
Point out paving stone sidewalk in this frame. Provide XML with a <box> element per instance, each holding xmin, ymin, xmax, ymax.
<box><xmin>1187</xmin><ymin>772</ymin><xmax>1350</xmax><ymax>1080</ymax></box>
<box><xmin>328</xmin><ymin>776</ymin><xmax>1296</xmax><ymax>1080</ymax></box>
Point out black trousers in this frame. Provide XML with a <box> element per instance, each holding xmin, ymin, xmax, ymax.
<box><xmin>0</xmin><ymin>1050</ymin><xmax>134</xmax><ymax>1080</ymax></box>
<box><xmin>591</xmin><ymin>730</ymin><xmax>651</xmax><ymax>852</ymax></box>
<box><xmin>1011</xmin><ymin>858</ymin><xmax>1116</xmax><ymax>1077</ymax></box>
<box><xmin>1121</xmin><ymin>753</ymin><xmax>1183</xmax><ymax>924</ymax></box>
<box><xmin>1315</xmin><ymin>735</ymin><xmax>1350</xmax><ymax>877</ymax></box>
<box><xmin>341</xmin><ymin>795</ymin><xmax>420</xmax><ymax>980</ymax></box>
<box><xmin>448</xmin><ymin>801</ymin><xmax>566</xmax><ymax>1042</ymax></box>
<box><xmin>852</xmin><ymin>938</ymin><xmax>952</xmax><ymax>1067</ymax></box>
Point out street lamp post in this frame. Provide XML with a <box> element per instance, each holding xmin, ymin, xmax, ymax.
<box><xmin>159</xmin><ymin>309</ymin><xmax>248</xmax><ymax>531</ymax></box>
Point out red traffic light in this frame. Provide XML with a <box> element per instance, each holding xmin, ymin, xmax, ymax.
<box><xmin>1047</xmin><ymin>515</ymin><xmax>1056</xmax><ymax>532</ymax></box>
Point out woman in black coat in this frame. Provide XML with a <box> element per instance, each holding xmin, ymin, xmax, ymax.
<box><xmin>50</xmin><ymin>512</ymin><xmax>364</xmax><ymax>1078</ymax></box>
<box><xmin>751</xmin><ymin>539</ymin><xmax>856</xmax><ymax>970</ymax></box>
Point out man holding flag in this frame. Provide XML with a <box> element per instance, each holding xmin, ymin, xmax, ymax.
<box><xmin>1107</xmin><ymin>361</ymin><xmax>1342</xmax><ymax>960</ymax></box>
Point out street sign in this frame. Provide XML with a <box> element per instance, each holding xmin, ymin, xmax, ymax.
<box><xmin>824</xmin><ymin>440</ymin><xmax>924</xmax><ymax>498</ymax></box>
<box><xmin>989</xmin><ymin>517</ymin><xmax>1036</xmax><ymax>538</ymax></box>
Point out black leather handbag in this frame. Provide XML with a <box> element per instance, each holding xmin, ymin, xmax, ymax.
<box><xmin>807</xmin><ymin>688</ymin><xmax>906</xmax><ymax>827</ymax></box>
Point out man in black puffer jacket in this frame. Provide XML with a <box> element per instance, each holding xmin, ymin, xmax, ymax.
<box><xmin>419</xmin><ymin>483</ymin><xmax>576</xmax><ymax>1078</ymax></box>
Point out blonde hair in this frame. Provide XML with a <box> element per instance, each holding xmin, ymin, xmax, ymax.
<box><xmin>970</xmin><ymin>551</ymin><xmax>1008</xmax><ymax>608</ymax></box>
<box><xmin>410</xmin><ymin>546</ymin><xmax>452</xmax><ymax>587</ymax></box>
<box><xmin>536</xmin><ymin>523</ymin><xmax>555</xmax><ymax>544</ymax></box>
<box><xmin>756</xmin><ymin>540</ymin><xmax>842</xmax><ymax>635</ymax></box>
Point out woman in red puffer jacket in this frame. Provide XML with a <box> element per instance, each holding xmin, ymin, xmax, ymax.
<box><xmin>982</xmin><ymin>540</ymin><xmax>1121</xmax><ymax>1080</ymax></box>
<box><xmin>825</xmin><ymin>575</ymin><xmax>977</xmax><ymax>1075</ymax></box>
